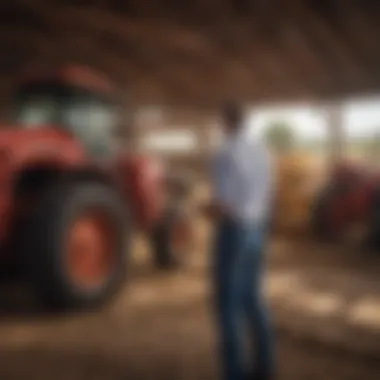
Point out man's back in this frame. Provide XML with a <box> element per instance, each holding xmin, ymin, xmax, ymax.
<box><xmin>212</xmin><ymin>128</ymin><xmax>273</xmax><ymax>224</ymax></box>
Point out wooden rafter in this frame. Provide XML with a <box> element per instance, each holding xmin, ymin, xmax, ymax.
<box><xmin>287</xmin><ymin>1</ymin><xmax>369</xmax><ymax>95</ymax></box>
<box><xmin>0</xmin><ymin>0</ymin><xmax>380</xmax><ymax>105</ymax></box>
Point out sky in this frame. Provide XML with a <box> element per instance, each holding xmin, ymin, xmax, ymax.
<box><xmin>249</xmin><ymin>96</ymin><xmax>380</xmax><ymax>141</ymax></box>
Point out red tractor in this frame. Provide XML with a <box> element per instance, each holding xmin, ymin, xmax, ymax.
<box><xmin>0</xmin><ymin>65</ymin><xmax>194</xmax><ymax>310</ymax></box>
<box><xmin>311</xmin><ymin>160</ymin><xmax>380</xmax><ymax>247</ymax></box>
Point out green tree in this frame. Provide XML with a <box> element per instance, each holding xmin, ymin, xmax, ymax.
<box><xmin>263</xmin><ymin>120</ymin><xmax>297</xmax><ymax>153</ymax></box>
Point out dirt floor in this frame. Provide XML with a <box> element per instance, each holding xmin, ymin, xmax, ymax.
<box><xmin>1</xmin><ymin>223</ymin><xmax>380</xmax><ymax>380</ymax></box>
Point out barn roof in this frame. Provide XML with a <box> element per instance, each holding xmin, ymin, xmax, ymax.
<box><xmin>1</xmin><ymin>1</ymin><xmax>380</xmax><ymax>108</ymax></box>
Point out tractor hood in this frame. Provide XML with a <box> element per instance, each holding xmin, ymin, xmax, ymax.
<box><xmin>0</xmin><ymin>125</ymin><xmax>86</xmax><ymax>168</ymax></box>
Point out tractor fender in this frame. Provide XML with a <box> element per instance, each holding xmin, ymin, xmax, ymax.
<box><xmin>116</xmin><ymin>153</ymin><xmax>166</xmax><ymax>230</ymax></box>
<box><xmin>0</xmin><ymin>128</ymin><xmax>89</xmax><ymax>241</ymax></box>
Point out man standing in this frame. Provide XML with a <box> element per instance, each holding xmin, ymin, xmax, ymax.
<box><xmin>204</xmin><ymin>103</ymin><xmax>274</xmax><ymax>380</ymax></box>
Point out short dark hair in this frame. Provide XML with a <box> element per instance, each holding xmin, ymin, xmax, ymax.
<box><xmin>221</xmin><ymin>101</ymin><xmax>243</xmax><ymax>124</ymax></box>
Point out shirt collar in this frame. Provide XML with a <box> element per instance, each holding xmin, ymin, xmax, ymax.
<box><xmin>228</xmin><ymin>122</ymin><xmax>253</xmax><ymax>144</ymax></box>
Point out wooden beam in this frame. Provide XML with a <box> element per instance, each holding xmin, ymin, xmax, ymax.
<box><xmin>246</xmin><ymin>6</ymin><xmax>313</xmax><ymax>98</ymax></box>
<box><xmin>278</xmin><ymin>3</ymin><xmax>334</xmax><ymax>96</ymax></box>
<box><xmin>323</xmin><ymin>101</ymin><xmax>345</xmax><ymax>164</ymax></box>
<box><xmin>1</xmin><ymin>0</ymin><xmax>379</xmax><ymax>105</ymax></box>
<box><xmin>322</xmin><ymin>1</ymin><xmax>380</xmax><ymax>89</ymax></box>
<box><xmin>183</xmin><ymin>17</ymin><xmax>273</xmax><ymax>99</ymax></box>
<box><xmin>286</xmin><ymin>1</ymin><xmax>368</xmax><ymax>95</ymax></box>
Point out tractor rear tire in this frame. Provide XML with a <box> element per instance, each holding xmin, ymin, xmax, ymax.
<box><xmin>151</xmin><ymin>205</ymin><xmax>193</xmax><ymax>270</ymax></box>
<box><xmin>21</xmin><ymin>181</ymin><xmax>128</xmax><ymax>311</ymax></box>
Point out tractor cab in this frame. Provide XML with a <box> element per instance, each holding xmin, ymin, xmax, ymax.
<box><xmin>11</xmin><ymin>66</ymin><xmax>120</xmax><ymax>158</ymax></box>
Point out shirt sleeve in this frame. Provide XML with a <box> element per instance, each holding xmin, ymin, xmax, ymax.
<box><xmin>244</xmin><ymin>144</ymin><xmax>273</xmax><ymax>222</ymax></box>
<box><xmin>211</xmin><ymin>141</ymin><xmax>273</xmax><ymax>223</ymax></box>
<box><xmin>211</xmin><ymin>150</ymin><xmax>236</xmax><ymax>208</ymax></box>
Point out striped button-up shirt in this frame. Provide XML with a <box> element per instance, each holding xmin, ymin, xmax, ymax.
<box><xmin>211</xmin><ymin>127</ymin><xmax>273</xmax><ymax>224</ymax></box>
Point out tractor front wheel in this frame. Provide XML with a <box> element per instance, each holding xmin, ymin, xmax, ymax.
<box><xmin>151</xmin><ymin>205</ymin><xmax>194</xmax><ymax>270</ymax></box>
<box><xmin>22</xmin><ymin>182</ymin><xmax>128</xmax><ymax>311</ymax></box>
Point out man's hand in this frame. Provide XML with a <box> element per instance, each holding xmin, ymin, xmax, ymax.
<box><xmin>200</xmin><ymin>201</ymin><xmax>229</xmax><ymax>220</ymax></box>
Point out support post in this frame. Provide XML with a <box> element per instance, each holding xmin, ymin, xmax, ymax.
<box><xmin>324</xmin><ymin>101</ymin><xmax>345</xmax><ymax>166</ymax></box>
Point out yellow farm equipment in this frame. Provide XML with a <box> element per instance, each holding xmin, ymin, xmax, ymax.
<box><xmin>272</xmin><ymin>152</ymin><xmax>324</xmax><ymax>236</ymax></box>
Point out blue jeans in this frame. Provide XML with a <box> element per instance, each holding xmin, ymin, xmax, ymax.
<box><xmin>213</xmin><ymin>218</ymin><xmax>274</xmax><ymax>380</ymax></box>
